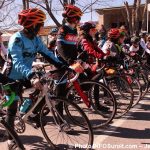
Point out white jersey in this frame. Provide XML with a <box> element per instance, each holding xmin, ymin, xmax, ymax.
<box><xmin>102</xmin><ymin>40</ymin><xmax>113</xmax><ymax>54</ymax></box>
<box><xmin>129</xmin><ymin>45</ymin><xmax>139</xmax><ymax>52</ymax></box>
<box><xmin>102</xmin><ymin>40</ymin><xmax>117</xmax><ymax>57</ymax></box>
<box><xmin>140</xmin><ymin>38</ymin><xmax>150</xmax><ymax>54</ymax></box>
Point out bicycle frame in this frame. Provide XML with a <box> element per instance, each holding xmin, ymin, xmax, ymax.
<box><xmin>21</xmin><ymin>81</ymin><xmax>66</xmax><ymax>127</ymax></box>
<box><xmin>72</xmin><ymin>81</ymin><xmax>91</xmax><ymax>108</ymax></box>
<box><xmin>59</xmin><ymin>70</ymin><xmax>91</xmax><ymax>108</ymax></box>
<box><xmin>33</xmin><ymin>63</ymin><xmax>91</xmax><ymax>108</ymax></box>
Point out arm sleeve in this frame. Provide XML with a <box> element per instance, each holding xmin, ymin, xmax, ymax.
<box><xmin>1</xmin><ymin>43</ymin><xmax>7</xmax><ymax>55</ymax></box>
<box><xmin>102</xmin><ymin>43</ymin><xmax>109</xmax><ymax>54</ymax></box>
<box><xmin>140</xmin><ymin>40</ymin><xmax>150</xmax><ymax>54</ymax></box>
<box><xmin>145</xmin><ymin>48</ymin><xmax>150</xmax><ymax>54</ymax></box>
<box><xmin>56</xmin><ymin>26</ymin><xmax>76</xmax><ymax>64</ymax></box>
<box><xmin>140</xmin><ymin>40</ymin><xmax>147</xmax><ymax>50</ymax></box>
<box><xmin>81</xmin><ymin>39</ymin><xmax>104</xmax><ymax>59</ymax></box>
<box><xmin>37</xmin><ymin>37</ymin><xmax>63</xmax><ymax>68</ymax></box>
<box><xmin>8</xmin><ymin>38</ymin><xmax>33</xmax><ymax>79</ymax></box>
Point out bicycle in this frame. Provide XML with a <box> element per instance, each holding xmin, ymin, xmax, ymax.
<box><xmin>45</xmin><ymin>67</ymin><xmax>117</xmax><ymax>129</ymax></box>
<box><xmin>92</xmin><ymin>60</ymin><xmax>134</xmax><ymax>118</ymax></box>
<box><xmin>0</xmin><ymin>83</ymin><xmax>25</xmax><ymax>150</ymax></box>
<box><xmin>14</xmin><ymin>71</ymin><xmax>93</xmax><ymax>150</ymax></box>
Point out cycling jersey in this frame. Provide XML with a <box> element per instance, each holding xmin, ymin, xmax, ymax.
<box><xmin>77</xmin><ymin>35</ymin><xmax>105</xmax><ymax>62</ymax></box>
<box><xmin>102</xmin><ymin>40</ymin><xmax>125</xmax><ymax>64</ymax></box>
<box><xmin>57</xmin><ymin>25</ymin><xmax>78</xmax><ymax>65</ymax></box>
<box><xmin>102</xmin><ymin>40</ymin><xmax>118</xmax><ymax>57</ymax></box>
<box><xmin>129</xmin><ymin>45</ymin><xmax>139</xmax><ymax>52</ymax></box>
<box><xmin>140</xmin><ymin>38</ymin><xmax>150</xmax><ymax>54</ymax></box>
<box><xmin>6</xmin><ymin>31</ymin><xmax>63</xmax><ymax>80</ymax></box>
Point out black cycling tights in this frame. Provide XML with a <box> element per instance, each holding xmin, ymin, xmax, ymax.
<box><xmin>55</xmin><ymin>83</ymin><xmax>67</xmax><ymax>124</ymax></box>
<box><xmin>5</xmin><ymin>101</ymin><xmax>18</xmax><ymax>140</ymax></box>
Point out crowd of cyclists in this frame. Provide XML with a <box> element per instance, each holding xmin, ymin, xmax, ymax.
<box><xmin>0</xmin><ymin>3</ymin><xmax>150</xmax><ymax>150</ymax></box>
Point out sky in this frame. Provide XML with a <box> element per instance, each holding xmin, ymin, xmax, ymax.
<box><xmin>0</xmin><ymin>0</ymin><xmax>146</xmax><ymax>29</ymax></box>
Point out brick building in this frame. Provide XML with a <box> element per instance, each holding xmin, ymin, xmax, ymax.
<box><xmin>96</xmin><ymin>4</ymin><xmax>146</xmax><ymax>30</ymax></box>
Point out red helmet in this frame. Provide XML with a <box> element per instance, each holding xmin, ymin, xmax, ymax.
<box><xmin>62</xmin><ymin>4</ymin><xmax>83</xmax><ymax>18</ymax></box>
<box><xmin>18</xmin><ymin>8</ymin><xmax>46</xmax><ymax>28</ymax></box>
<box><xmin>108</xmin><ymin>28</ymin><xmax>120</xmax><ymax>39</ymax></box>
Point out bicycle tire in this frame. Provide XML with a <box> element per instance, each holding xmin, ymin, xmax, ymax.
<box><xmin>122</xmin><ymin>74</ymin><xmax>142</xmax><ymax>107</ymax></box>
<box><xmin>138</xmin><ymin>71</ymin><xmax>149</xmax><ymax>97</ymax></box>
<box><xmin>66</xmin><ymin>81</ymin><xmax>117</xmax><ymax>129</ymax></box>
<box><xmin>105</xmin><ymin>75</ymin><xmax>134</xmax><ymax>118</ymax></box>
<box><xmin>1</xmin><ymin>118</ymin><xmax>25</xmax><ymax>150</ymax></box>
<box><xmin>40</xmin><ymin>97</ymin><xmax>93</xmax><ymax>150</ymax></box>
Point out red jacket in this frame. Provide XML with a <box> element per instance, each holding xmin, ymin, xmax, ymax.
<box><xmin>81</xmin><ymin>38</ymin><xmax>106</xmax><ymax>59</ymax></box>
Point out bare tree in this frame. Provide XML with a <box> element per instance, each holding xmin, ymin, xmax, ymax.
<box><xmin>124</xmin><ymin>1</ymin><xmax>132</xmax><ymax>34</ymax></box>
<box><xmin>22</xmin><ymin>0</ymin><xmax>29</xmax><ymax>9</ymax></box>
<box><xmin>28</xmin><ymin>0</ymin><xmax>113</xmax><ymax>27</ymax></box>
<box><xmin>135</xmin><ymin>0</ymin><xmax>140</xmax><ymax>34</ymax></box>
<box><xmin>0</xmin><ymin>0</ymin><xmax>14</xmax><ymax>9</ymax></box>
<box><xmin>141</xmin><ymin>0</ymin><xmax>150</xmax><ymax>31</ymax></box>
<box><xmin>0</xmin><ymin>0</ymin><xmax>18</xmax><ymax>29</ymax></box>
<box><xmin>124</xmin><ymin>0</ymin><xmax>150</xmax><ymax>35</ymax></box>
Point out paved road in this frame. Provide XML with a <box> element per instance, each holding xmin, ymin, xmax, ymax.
<box><xmin>1</xmin><ymin>92</ymin><xmax>150</xmax><ymax>150</ymax></box>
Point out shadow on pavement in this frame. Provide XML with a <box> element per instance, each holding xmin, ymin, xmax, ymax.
<box><xmin>93</xmin><ymin>99</ymin><xmax>150</xmax><ymax>139</ymax></box>
<box><xmin>94</xmin><ymin>125</ymin><xmax>150</xmax><ymax>139</ymax></box>
<box><xmin>19</xmin><ymin>135</ymin><xmax>51</xmax><ymax>149</ymax></box>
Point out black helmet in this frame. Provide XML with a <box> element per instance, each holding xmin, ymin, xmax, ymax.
<box><xmin>131</xmin><ymin>36</ymin><xmax>140</xmax><ymax>43</ymax></box>
<box><xmin>80</xmin><ymin>22</ymin><xmax>96</xmax><ymax>33</ymax></box>
<box><xmin>139</xmin><ymin>31</ymin><xmax>148</xmax><ymax>37</ymax></box>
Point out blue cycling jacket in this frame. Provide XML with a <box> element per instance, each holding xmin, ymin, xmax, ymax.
<box><xmin>7</xmin><ymin>31</ymin><xmax>63</xmax><ymax>80</ymax></box>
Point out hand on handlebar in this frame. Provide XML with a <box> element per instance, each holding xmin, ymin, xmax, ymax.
<box><xmin>91</xmin><ymin>63</ymin><xmax>98</xmax><ymax>72</ymax></box>
<box><xmin>31</xmin><ymin>78</ymin><xmax>43</xmax><ymax>90</ymax></box>
<box><xmin>106</xmin><ymin>50</ymin><xmax>110</xmax><ymax>56</ymax></box>
<box><xmin>70</xmin><ymin>62</ymin><xmax>84</xmax><ymax>73</ymax></box>
<box><xmin>129</xmin><ymin>52</ymin><xmax>136</xmax><ymax>57</ymax></box>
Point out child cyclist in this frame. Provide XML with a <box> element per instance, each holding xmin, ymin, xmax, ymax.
<box><xmin>102</xmin><ymin>28</ymin><xmax>126</xmax><ymax>65</ymax></box>
<box><xmin>4</xmin><ymin>8</ymin><xmax>80</xmax><ymax>149</ymax></box>
<box><xmin>76</xmin><ymin>22</ymin><xmax>110</xmax><ymax>112</ymax></box>
<box><xmin>129</xmin><ymin>36</ymin><xmax>140</xmax><ymax>53</ymax></box>
<box><xmin>55</xmin><ymin>4</ymin><xmax>84</xmax><ymax>130</ymax></box>
<box><xmin>56</xmin><ymin>4</ymin><xmax>83</xmax><ymax>94</ymax></box>
<box><xmin>77</xmin><ymin>22</ymin><xmax>110</xmax><ymax>73</ymax></box>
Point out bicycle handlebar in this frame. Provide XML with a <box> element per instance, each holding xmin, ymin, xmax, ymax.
<box><xmin>68</xmin><ymin>72</ymin><xmax>80</xmax><ymax>83</ymax></box>
<box><xmin>40</xmin><ymin>66</ymin><xmax>80</xmax><ymax>84</ymax></box>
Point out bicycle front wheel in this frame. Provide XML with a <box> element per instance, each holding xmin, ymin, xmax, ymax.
<box><xmin>123</xmin><ymin>74</ymin><xmax>142</xmax><ymax>107</ymax></box>
<box><xmin>67</xmin><ymin>81</ymin><xmax>117</xmax><ymax>129</ymax></box>
<box><xmin>40</xmin><ymin>97</ymin><xmax>93</xmax><ymax>150</ymax></box>
<box><xmin>105</xmin><ymin>76</ymin><xmax>134</xmax><ymax>118</ymax></box>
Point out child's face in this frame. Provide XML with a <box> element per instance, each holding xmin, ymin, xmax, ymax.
<box><xmin>119</xmin><ymin>36</ymin><xmax>125</xmax><ymax>44</ymax></box>
<box><xmin>133</xmin><ymin>43</ymin><xmax>139</xmax><ymax>48</ymax></box>
<box><xmin>89</xmin><ymin>28</ymin><xmax>97</xmax><ymax>37</ymax></box>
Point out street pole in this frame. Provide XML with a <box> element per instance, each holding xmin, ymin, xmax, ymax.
<box><xmin>91</xmin><ymin>0</ymin><xmax>92</xmax><ymax>21</ymax></box>
<box><xmin>147</xmin><ymin>7</ymin><xmax>149</xmax><ymax>33</ymax></box>
<box><xmin>147</xmin><ymin>3</ymin><xmax>150</xmax><ymax>33</ymax></box>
